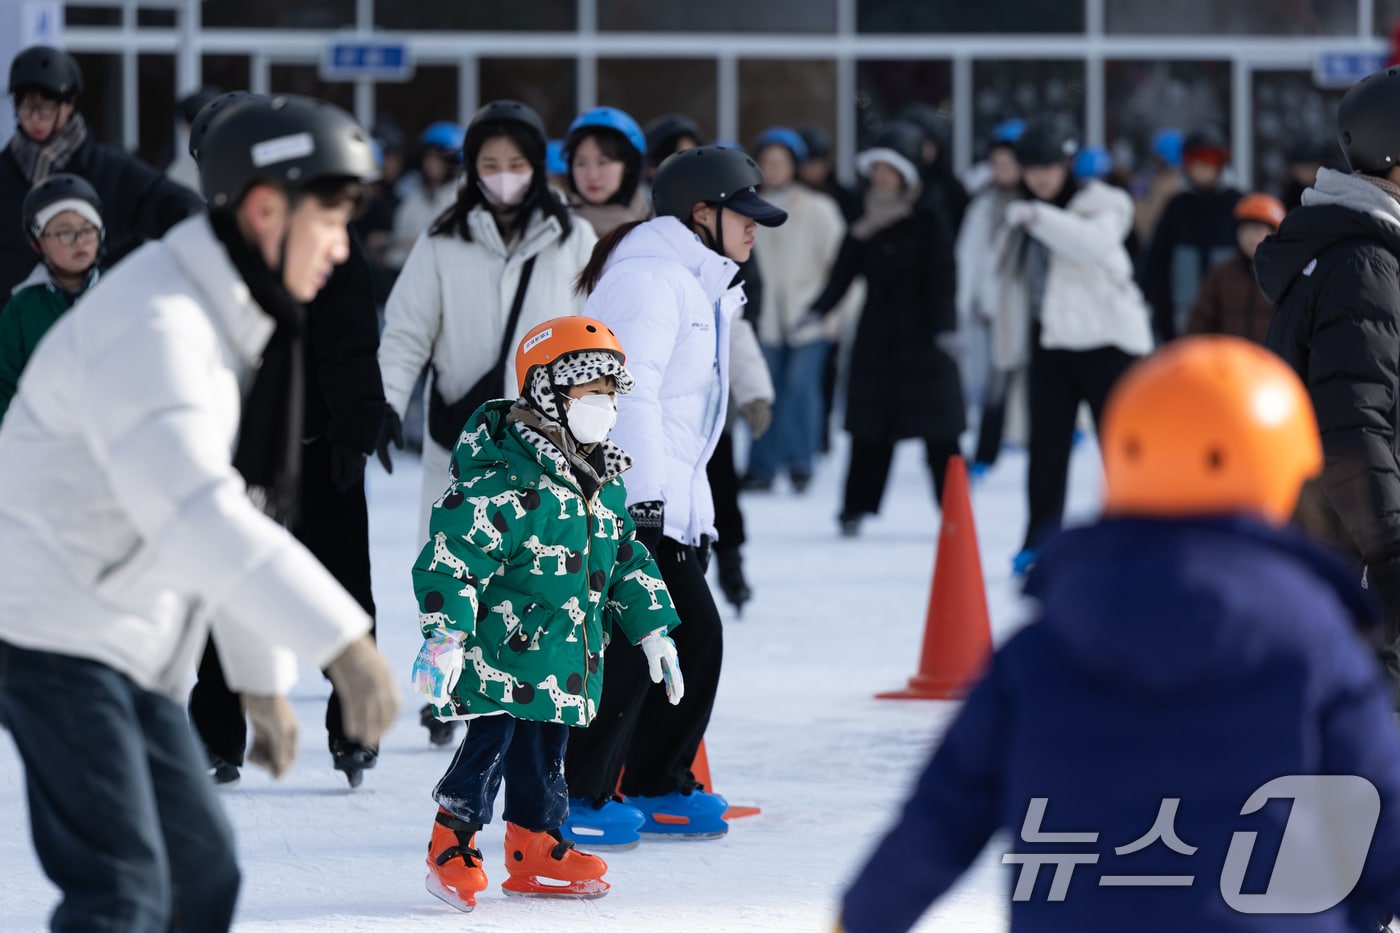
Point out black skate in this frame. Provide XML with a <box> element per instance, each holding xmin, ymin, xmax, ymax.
<box><xmin>715</xmin><ymin>547</ymin><xmax>752</xmax><ymax>615</ymax></box>
<box><xmin>208</xmin><ymin>754</ymin><xmax>240</xmax><ymax>787</ymax></box>
<box><xmin>331</xmin><ymin>742</ymin><xmax>378</xmax><ymax>788</ymax></box>
<box><xmin>420</xmin><ymin>703</ymin><xmax>459</xmax><ymax>747</ymax></box>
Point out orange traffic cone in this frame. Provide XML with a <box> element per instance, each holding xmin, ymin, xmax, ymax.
<box><xmin>876</xmin><ymin>456</ymin><xmax>993</xmax><ymax>700</ymax></box>
<box><xmin>692</xmin><ymin>739</ymin><xmax>760</xmax><ymax>820</ymax></box>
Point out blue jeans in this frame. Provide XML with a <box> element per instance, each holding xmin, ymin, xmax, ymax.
<box><xmin>0</xmin><ymin>640</ymin><xmax>240</xmax><ymax>933</ymax></box>
<box><xmin>434</xmin><ymin>715</ymin><xmax>568</xmax><ymax>831</ymax></box>
<box><xmin>747</xmin><ymin>341</ymin><xmax>830</xmax><ymax>482</ymax></box>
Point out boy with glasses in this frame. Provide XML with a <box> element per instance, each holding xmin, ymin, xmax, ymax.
<box><xmin>0</xmin><ymin>172</ymin><xmax>103</xmax><ymax>418</ymax></box>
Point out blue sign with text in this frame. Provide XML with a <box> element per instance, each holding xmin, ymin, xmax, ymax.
<box><xmin>1314</xmin><ymin>51</ymin><xmax>1386</xmax><ymax>89</ymax></box>
<box><xmin>321</xmin><ymin>41</ymin><xmax>413</xmax><ymax>82</ymax></box>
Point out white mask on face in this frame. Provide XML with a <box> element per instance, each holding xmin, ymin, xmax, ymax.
<box><xmin>565</xmin><ymin>393</ymin><xmax>616</xmax><ymax>444</ymax></box>
<box><xmin>478</xmin><ymin>170</ymin><xmax>534</xmax><ymax>207</ymax></box>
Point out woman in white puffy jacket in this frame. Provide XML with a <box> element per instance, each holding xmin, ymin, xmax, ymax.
<box><xmin>993</xmin><ymin>120</ymin><xmax>1152</xmax><ymax>574</ymax></box>
<box><xmin>377</xmin><ymin>100</ymin><xmax>598</xmax><ymax>545</ymax></box>
<box><xmin>559</xmin><ymin>146</ymin><xmax>788</xmax><ymax>847</ymax></box>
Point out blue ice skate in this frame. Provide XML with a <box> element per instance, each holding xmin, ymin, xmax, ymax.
<box><xmin>630</xmin><ymin>790</ymin><xmax>729</xmax><ymax>839</ymax></box>
<box><xmin>1012</xmin><ymin>547</ymin><xmax>1039</xmax><ymax>577</ymax></box>
<box><xmin>560</xmin><ymin>796</ymin><xmax>645</xmax><ymax>849</ymax></box>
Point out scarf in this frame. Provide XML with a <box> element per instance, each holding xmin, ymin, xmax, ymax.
<box><xmin>850</xmin><ymin>183</ymin><xmax>921</xmax><ymax>241</ymax></box>
<box><xmin>1361</xmin><ymin>173</ymin><xmax>1400</xmax><ymax>207</ymax></box>
<box><xmin>8</xmin><ymin>112</ymin><xmax>88</xmax><ymax>184</ymax></box>
<box><xmin>568</xmin><ymin>188</ymin><xmax>652</xmax><ymax>238</ymax></box>
<box><xmin>208</xmin><ymin>211</ymin><xmax>306</xmax><ymax>526</ymax></box>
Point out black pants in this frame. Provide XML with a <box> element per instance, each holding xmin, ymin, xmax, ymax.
<box><xmin>188</xmin><ymin>437</ymin><xmax>377</xmax><ymax>760</ymax></box>
<box><xmin>1022</xmin><ymin>341</ymin><xmax>1136</xmax><ymax>551</ymax></box>
<box><xmin>435</xmin><ymin>716</ymin><xmax>569</xmax><ymax>830</ymax></box>
<box><xmin>707</xmin><ymin>430</ymin><xmax>745</xmax><ymax>551</ymax></box>
<box><xmin>842</xmin><ymin>436</ymin><xmax>963</xmax><ymax>518</ymax></box>
<box><xmin>565</xmin><ymin>537</ymin><xmax>724</xmax><ymax>801</ymax></box>
<box><xmin>973</xmin><ymin>369</ymin><xmax>1013</xmax><ymax>466</ymax></box>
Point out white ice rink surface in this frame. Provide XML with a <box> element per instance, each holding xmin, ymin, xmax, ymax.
<box><xmin>0</xmin><ymin>432</ymin><xmax>1106</xmax><ymax>932</ymax></box>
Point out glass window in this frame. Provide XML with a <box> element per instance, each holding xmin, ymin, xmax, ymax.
<box><xmin>203</xmin><ymin>0</ymin><xmax>354</xmax><ymax>29</ymax></box>
<box><xmin>137</xmin><ymin>54</ymin><xmax>177</xmax><ymax>170</ymax></box>
<box><xmin>857</xmin><ymin>0</ymin><xmax>1081</xmax><ymax>34</ymax></box>
<box><xmin>739</xmin><ymin>60</ymin><xmax>837</xmax><ymax>149</ymax></box>
<box><xmin>971</xmin><ymin>60</ymin><xmax>1086</xmax><ymax>157</ymax></box>
<box><xmin>64</xmin><ymin>6</ymin><xmax>120</xmax><ymax>27</ymax></box>
<box><xmin>374</xmin><ymin>65</ymin><xmax>460</xmax><ymax>150</ymax></box>
<box><xmin>1377</xmin><ymin>0</ymin><xmax>1400</xmax><ymax>33</ymax></box>
<box><xmin>479</xmin><ymin>58</ymin><xmax>576</xmax><ymax>138</ymax></box>
<box><xmin>202</xmin><ymin>55</ymin><xmax>251</xmax><ymax>96</ymax></box>
<box><xmin>1107</xmin><ymin>0</ymin><xmax>1356</xmax><ymax>34</ymax></box>
<box><xmin>376</xmin><ymin>0</ymin><xmax>574</xmax><ymax>31</ymax></box>
<box><xmin>269</xmin><ymin>64</ymin><xmax>355</xmax><ymax>112</ymax></box>
<box><xmin>1251</xmin><ymin>70</ymin><xmax>1344</xmax><ymax>199</ymax></box>
<box><xmin>1105</xmin><ymin>60</ymin><xmax>1232</xmax><ymax>180</ymax></box>
<box><xmin>597</xmin><ymin>58</ymin><xmax>718</xmax><ymax>144</ymax></box>
<box><xmin>599</xmin><ymin>0</ymin><xmax>835</xmax><ymax>32</ymax></box>
<box><xmin>137</xmin><ymin>8</ymin><xmax>177</xmax><ymax>27</ymax></box>
<box><xmin>854</xmin><ymin>60</ymin><xmax>952</xmax><ymax>148</ymax></box>
<box><xmin>70</xmin><ymin>53</ymin><xmax>121</xmax><ymax>146</ymax></box>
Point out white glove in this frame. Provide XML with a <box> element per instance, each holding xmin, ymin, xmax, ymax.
<box><xmin>1005</xmin><ymin>200</ymin><xmax>1037</xmax><ymax>229</ymax></box>
<box><xmin>412</xmin><ymin>628</ymin><xmax>466</xmax><ymax>708</ymax></box>
<box><xmin>639</xmin><ymin>629</ymin><xmax>685</xmax><ymax>705</ymax></box>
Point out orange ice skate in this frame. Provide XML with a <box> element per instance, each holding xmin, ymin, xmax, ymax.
<box><xmin>425</xmin><ymin>808</ymin><xmax>488</xmax><ymax>912</ymax></box>
<box><xmin>501</xmin><ymin>822</ymin><xmax>610</xmax><ymax>899</ymax></box>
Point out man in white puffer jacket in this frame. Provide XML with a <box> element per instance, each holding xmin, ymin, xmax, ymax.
<box><xmin>0</xmin><ymin>94</ymin><xmax>400</xmax><ymax>932</ymax></box>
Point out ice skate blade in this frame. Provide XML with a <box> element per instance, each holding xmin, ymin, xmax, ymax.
<box><xmin>639</xmin><ymin>827</ymin><xmax>728</xmax><ymax>840</ymax></box>
<box><xmin>501</xmin><ymin>876</ymin><xmax>610</xmax><ymax>899</ymax></box>
<box><xmin>565</xmin><ymin>837</ymin><xmax>641</xmax><ymax>852</ymax></box>
<box><xmin>425</xmin><ymin>872</ymin><xmax>476</xmax><ymax>912</ymax></box>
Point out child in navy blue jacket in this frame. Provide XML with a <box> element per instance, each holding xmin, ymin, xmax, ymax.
<box><xmin>840</xmin><ymin>335</ymin><xmax>1400</xmax><ymax>933</ymax></box>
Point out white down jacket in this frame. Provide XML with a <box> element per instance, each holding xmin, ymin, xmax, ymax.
<box><xmin>0</xmin><ymin>214</ymin><xmax>370</xmax><ymax>699</ymax></box>
<box><xmin>992</xmin><ymin>179</ymin><xmax>1154</xmax><ymax>370</ymax></box>
<box><xmin>586</xmin><ymin>217</ymin><xmax>745</xmax><ymax>546</ymax></box>
<box><xmin>378</xmin><ymin>203</ymin><xmax>597</xmax><ymax>537</ymax></box>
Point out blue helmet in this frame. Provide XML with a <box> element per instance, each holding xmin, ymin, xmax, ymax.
<box><xmin>420</xmin><ymin>120</ymin><xmax>465</xmax><ymax>154</ymax></box>
<box><xmin>546</xmin><ymin>139</ymin><xmax>568</xmax><ymax>176</ymax></box>
<box><xmin>1073</xmin><ymin>146</ymin><xmax>1113</xmax><ymax>179</ymax></box>
<box><xmin>566</xmin><ymin>106</ymin><xmax>646</xmax><ymax>157</ymax></box>
<box><xmin>1152</xmin><ymin>128</ymin><xmax>1183</xmax><ymax>168</ymax></box>
<box><xmin>753</xmin><ymin>126</ymin><xmax>809</xmax><ymax>164</ymax></box>
<box><xmin>990</xmin><ymin>118</ymin><xmax>1026</xmax><ymax>147</ymax></box>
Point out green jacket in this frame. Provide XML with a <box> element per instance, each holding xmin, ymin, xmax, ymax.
<box><xmin>412</xmin><ymin>400</ymin><xmax>680</xmax><ymax>726</ymax></box>
<box><xmin>0</xmin><ymin>267</ymin><xmax>99</xmax><ymax>421</ymax></box>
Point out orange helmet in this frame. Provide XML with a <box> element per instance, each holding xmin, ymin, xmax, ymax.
<box><xmin>515</xmin><ymin>316</ymin><xmax>628</xmax><ymax>394</ymax></box>
<box><xmin>1234</xmin><ymin>192</ymin><xmax>1286</xmax><ymax>230</ymax></box>
<box><xmin>1101</xmin><ymin>336</ymin><xmax>1321</xmax><ymax>525</ymax></box>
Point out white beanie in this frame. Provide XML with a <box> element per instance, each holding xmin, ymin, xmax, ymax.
<box><xmin>32</xmin><ymin>198</ymin><xmax>103</xmax><ymax>237</ymax></box>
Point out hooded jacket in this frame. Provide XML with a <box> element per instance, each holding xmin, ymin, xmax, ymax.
<box><xmin>842</xmin><ymin>517</ymin><xmax>1400</xmax><ymax>933</ymax></box>
<box><xmin>0</xmin><ymin>262</ymin><xmax>100</xmax><ymax>421</ymax></box>
<box><xmin>1257</xmin><ymin>168</ymin><xmax>1400</xmax><ymax>584</ymax></box>
<box><xmin>585</xmin><ymin>216</ymin><xmax>743</xmax><ymax>545</ymax></box>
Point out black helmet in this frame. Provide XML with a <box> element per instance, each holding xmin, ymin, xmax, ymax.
<box><xmin>1182</xmin><ymin>126</ymin><xmax>1229</xmax><ymax>157</ymax></box>
<box><xmin>466</xmin><ymin>99</ymin><xmax>546</xmax><ymax>145</ymax></box>
<box><xmin>900</xmin><ymin>102</ymin><xmax>951</xmax><ymax>148</ymax></box>
<box><xmin>192</xmin><ymin>93</ymin><xmax>378</xmax><ymax>209</ymax></box>
<box><xmin>798</xmin><ymin>124</ymin><xmax>832</xmax><ymax>160</ymax></box>
<box><xmin>8</xmin><ymin>45</ymin><xmax>82</xmax><ymax>100</ymax></box>
<box><xmin>177</xmin><ymin>87</ymin><xmax>222</xmax><ymax>126</ymax></box>
<box><xmin>1337</xmin><ymin>68</ymin><xmax>1400</xmax><ymax>173</ymax></box>
<box><xmin>1014</xmin><ymin>119</ymin><xmax>1080</xmax><ymax>167</ymax></box>
<box><xmin>645</xmin><ymin>113</ymin><xmax>705</xmax><ymax>167</ymax></box>
<box><xmin>652</xmin><ymin>145</ymin><xmax>787</xmax><ymax>227</ymax></box>
<box><xmin>22</xmin><ymin>172</ymin><xmax>102</xmax><ymax>239</ymax></box>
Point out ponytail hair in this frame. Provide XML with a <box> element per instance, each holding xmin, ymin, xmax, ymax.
<box><xmin>574</xmin><ymin>219</ymin><xmax>647</xmax><ymax>296</ymax></box>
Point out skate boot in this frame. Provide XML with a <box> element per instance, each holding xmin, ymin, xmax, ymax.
<box><xmin>207</xmin><ymin>753</ymin><xmax>240</xmax><ymax>787</ymax></box>
<box><xmin>420</xmin><ymin>703</ymin><xmax>459</xmax><ymax>747</ymax></box>
<box><xmin>630</xmin><ymin>789</ymin><xmax>729</xmax><ymax>839</ymax></box>
<box><xmin>331</xmin><ymin>741</ymin><xmax>377</xmax><ymax>788</ymax></box>
<box><xmin>560</xmin><ymin>795</ymin><xmax>645</xmax><ymax>849</ymax></box>
<box><xmin>501</xmin><ymin>823</ymin><xmax>610</xmax><ymax>898</ymax></box>
<box><xmin>715</xmin><ymin>546</ymin><xmax>752</xmax><ymax>615</ymax></box>
<box><xmin>425</xmin><ymin>808</ymin><xmax>487</xmax><ymax>912</ymax></box>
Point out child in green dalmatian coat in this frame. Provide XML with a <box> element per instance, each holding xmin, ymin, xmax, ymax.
<box><xmin>411</xmin><ymin>316</ymin><xmax>683</xmax><ymax>908</ymax></box>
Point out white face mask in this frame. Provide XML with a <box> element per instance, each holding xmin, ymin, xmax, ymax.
<box><xmin>478</xmin><ymin>170</ymin><xmax>533</xmax><ymax>207</ymax></box>
<box><xmin>565</xmin><ymin>393</ymin><xmax>617</xmax><ymax>445</ymax></box>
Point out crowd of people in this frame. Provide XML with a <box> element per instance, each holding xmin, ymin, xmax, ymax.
<box><xmin>3</xmin><ymin>35</ymin><xmax>1400</xmax><ymax>933</ymax></box>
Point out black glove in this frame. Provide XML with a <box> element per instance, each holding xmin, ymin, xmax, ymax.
<box><xmin>629</xmin><ymin>500</ymin><xmax>664</xmax><ymax>557</ymax></box>
<box><xmin>330</xmin><ymin>444</ymin><xmax>367</xmax><ymax>493</ymax></box>
<box><xmin>375</xmin><ymin>404</ymin><xmax>403</xmax><ymax>474</ymax></box>
<box><xmin>695</xmin><ymin>534</ymin><xmax>712</xmax><ymax>574</ymax></box>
